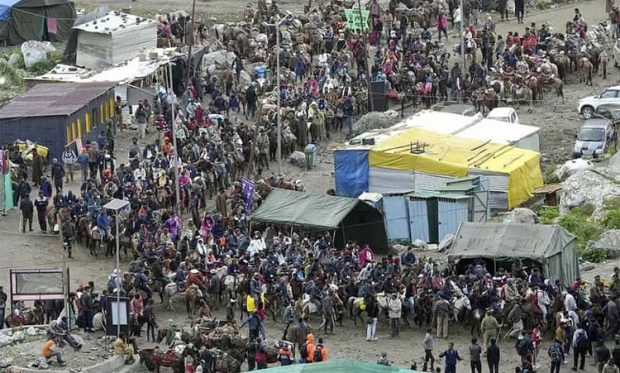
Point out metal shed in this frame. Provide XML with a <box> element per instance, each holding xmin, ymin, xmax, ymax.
<box><xmin>0</xmin><ymin>82</ymin><xmax>115</xmax><ymax>159</ymax></box>
<box><xmin>408</xmin><ymin>192</ymin><xmax>472</xmax><ymax>244</ymax></box>
<box><xmin>73</xmin><ymin>12</ymin><xmax>157</xmax><ymax>70</ymax></box>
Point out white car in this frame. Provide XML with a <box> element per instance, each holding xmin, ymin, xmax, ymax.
<box><xmin>486</xmin><ymin>107</ymin><xmax>519</xmax><ymax>124</ymax></box>
<box><xmin>578</xmin><ymin>86</ymin><xmax>620</xmax><ymax>119</ymax></box>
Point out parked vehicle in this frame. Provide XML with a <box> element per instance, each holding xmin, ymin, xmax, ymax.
<box><xmin>578</xmin><ymin>86</ymin><xmax>620</xmax><ymax>119</ymax></box>
<box><xmin>431</xmin><ymin>102</ymin><xmax>478</xmax><ymax>116</ymax></box>
<box><xmin>572</xmin><ymin>118</ymin><xmax>617</xmax><ymax>158</ymax></box>
<box><xmin>486</xmin><ymin>107</ymin><xmax>519</xmax><ymax>124</ymax></box>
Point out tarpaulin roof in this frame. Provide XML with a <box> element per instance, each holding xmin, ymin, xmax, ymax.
<box><xmin>260</xmin><ymin>359</ymin><xmax>423</xmax><ymax>373</ymax></box>
<box><xmin>0</xmin><ymin>0</ymin><xmax>19</xmax><ymax>21</ymax></box>
<box><xmin>252</xmin><ymin>189</ymin><xmax>360</xmax><ymax>229</ymax></box>
<box><xmin>368</xmin><ymin>127</ymin><xmax>543</xmax><ymax>207</ymax></box>
<box><xmin>447</xmin><ymin>223</ymin><xmax>578</xmax><ymax>285</ymax></box>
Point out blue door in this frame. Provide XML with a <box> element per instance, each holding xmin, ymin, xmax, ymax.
<box><xmin>408</xmin><ymin>197</ymin><xmax>430</xmax><ymax>242</ymax></box>
<box><xmin>438</xmin><ymin>199</ymin><xmax>470</xmax><ymax>241</ymax></box>
<box><xmin>382</xmin><ymin>195</ymin><xmax>410</xmax><ymax>241</ymax></box>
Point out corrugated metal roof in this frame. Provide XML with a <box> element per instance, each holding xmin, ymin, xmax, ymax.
<box><xmin>73</xmin><ymin>11</ymin><xmax>154</xmax><ymax>34</ymax></box>
<box><xmin>0</xmin><ymin>82</ymin><xmax>112</xmax><ymax>119</ymax></box>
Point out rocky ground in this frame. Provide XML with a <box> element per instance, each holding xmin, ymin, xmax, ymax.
<box><xmin>1</xmin><ymin>0</ymin><xmax>617</xmax><ymax>372</ymax></box>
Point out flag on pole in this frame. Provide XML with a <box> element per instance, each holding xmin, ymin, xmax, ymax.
<box><xmin>241</xmin><ymin>178</ymin><xmax>255</xmax><ymax>212</ymax></box>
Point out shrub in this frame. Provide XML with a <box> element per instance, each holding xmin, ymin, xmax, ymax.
<box><xmin>581</xmin><ymin>247</ymin><xmax>607</xmax><ymax>263</ymax></box>
<box><xmin>538</xmin><ymin>206</ymin><xmax>559</xmax><ymax>224</ymax></box>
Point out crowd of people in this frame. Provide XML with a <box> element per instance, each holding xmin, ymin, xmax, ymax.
<box><xmin>1</xmin><ymin>0</ymin><xmax>618</xmax><ymax>371</ymax></box>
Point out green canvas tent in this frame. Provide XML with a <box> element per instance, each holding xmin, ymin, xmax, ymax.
<box><xmin>447</xmin><ymin>222</ymin><xmax>579</xmax><ymax>286</ymax></box>
<box><xmin>0</xmin><ymin>0</ymin><xmax>75</xmax><ymax>45</ymax></box>
<box><xmin>259</xmin><ymin>359</ymin><xmax>422</xmax><ymax>372</ymax></box>
<box><xmin>251</xmin><ymin>189</ymin><xmax>389</xmax><ymax>252</ymax></box>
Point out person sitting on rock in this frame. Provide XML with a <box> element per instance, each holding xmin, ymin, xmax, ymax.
<box><xmin>114</xmin><ymin>333</ymin><xmax>136</xmax><ymax>365</ymax></box>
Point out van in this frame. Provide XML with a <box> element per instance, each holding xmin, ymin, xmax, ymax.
<box><xmin>572</xmin><ymin>118</ymin><xmax>617</xmax><ymax>158</ymax></box>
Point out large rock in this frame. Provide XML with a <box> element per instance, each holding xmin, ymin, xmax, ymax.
<box><xmin>502</xmin><ymin>208</ymin><xmax>539</xmax><ymax>224</ymax></box>
<box><xmin>289</xmin><ymin>151</ymin><xmax>306</xmax><ymax>168</ymax></box>
<box><xmin>560</xmin><ymin>168</ymin><xmax>620</xmax><ymax>216</ymax></box>
<box><xmin>21</xmin><ymin>40</ymin><xmax>55</xmax><ymax>69</ymax></box>
<box><xmin>555</xmin><ymin>158</ymin><xmax>594</xmax><ymax>181</ymax></box>
<box><xmin>353</xmin><ymin>110</ymin><xmax>400</xmax><ymax>133</ymax></box>
<box><xmin>202</xmin><ymin>50</ymin><xmax>236</xmax><ymax>67</ymax></box>
<box><xmin>589</xmin><ymin>230</ymin><xmax>620</xmax><ymax>259</ymax></box>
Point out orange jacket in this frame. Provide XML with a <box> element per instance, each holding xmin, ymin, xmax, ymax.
<box><xmin>304</xmin><ymin>334</ymin><xmax>315</xmax><ymax>362</ymax></box>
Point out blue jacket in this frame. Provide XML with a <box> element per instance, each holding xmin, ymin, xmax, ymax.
<box><xmin>440</xmin><ymin>349</ymin><xmax>461</xmax><ymax>366</ymax></box>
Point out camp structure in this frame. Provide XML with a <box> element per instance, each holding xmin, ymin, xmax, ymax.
<box><xmin>447</xmin><ymin>222</ymin><xmax>578</xmax><ymax>286</ymax></box>
<box><xmin>455</xmin><ymin>119</ymin><xmax>541</xmax><ymax>152</ymax></box>
<box><xmin>335</xmin><ymin>110</ymin><xmax>483</xmax><ymax>197</ymax></box>
<box><xmin>0</xmin><ymin>82</ymin><xmax>114</xmax><ymax>159</ymax></box>
<box><xmin>260</xmin><ymin>359</ymin><xmax>424</xmax><ymax>372</ymax></box>
<box><xmin>367</xmin><ymin>127</ymin><xmax>543</xmax><ymax>209</ymax></box>
<box><xmin>251</xmin><ymin>189</ymin><xmax>388</xmax><ymax>252</ymax></box>
<box><xmin>72</xmin><ymin>12</ymin><xmax>157</xmax><ymax>70</ymax></box>
<box><xmin>0</xmin><ymin>0</ymin><xmax>75</xmax><ymax>45</ymax></box>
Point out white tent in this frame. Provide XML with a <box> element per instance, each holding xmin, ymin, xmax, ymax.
<box><xmin>455</xmin><ymin>119</ymin><xmax>541</xmax><ymax>152</ymax></box>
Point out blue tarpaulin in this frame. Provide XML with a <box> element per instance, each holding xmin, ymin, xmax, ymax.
<box><xmin>0</xmin><ymin>0</ymin><xmax>19</xmax><ymax>21</ymax></box>
<box><xmin>334</xmin><ymin>149</ymin><xmax>369</xmax><ymax>197</ymax></box>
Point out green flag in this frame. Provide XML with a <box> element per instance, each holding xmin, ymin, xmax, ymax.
<box><xmin>344</xmin><ymin>8</ymin><xmax>370</xmax><ymax>31</ymax></box>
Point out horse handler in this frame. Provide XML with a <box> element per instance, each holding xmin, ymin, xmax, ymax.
<box><xmin>481</xmin><ymin>309</ymin><xmax>500</xmax><ymax>350</ymax></box>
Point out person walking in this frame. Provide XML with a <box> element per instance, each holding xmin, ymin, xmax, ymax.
<box><xmin>596</xmin><ymin>341</ymin><xmax>611</xmax><ymax>373</ymax></box>
<box><xmin>388</xmin><ymin>293</ymin><xmax>401</xmax><ymax>337</ymax></box>
<box><xmin>549</xmin><ymin>338</ymin><xmax>566</xmax><ymax>373</ymax></box>
<box><xmin>34</xmin><ymin>191</ymin><xmax>48</xmax><ymax>233</ymax></box>
<box><xmin>245</xmin><ymin>337</ymin><xmax>258</xmax><ymax>371</ymax></box>
<box><xmin>77</xmin><ymin>148</ymin><xmax>89</xmax><ymax>183</ymax></box>
<box><xmin>486</xmin><ymin>338</ymin><xmax>500</xmax><ymax>373</ymax></box>
<box><xmin>20</xmin><ymin>194</ymin><xmax>34</xmax><ymax>233</ymax></box>
<box><xmin>572</xmin><ymin>324</ymin><xmax>589</xmax><ymax>371</ymax></box>
<box><xmin>423</xmin><ymin>328</ymin><xmax>435</xmax><ymax>371</ymax></box>
<box><xmin>366</xmin><ymin>297</ymin><xmax>379</xmax><ymax>341</ymax></box>
<box><xmin>80</xmin><ymin>286</ymin><xmax>94</xmax><ymax>333</ymax></box>
<box><xmin>51</xmin><ymin>158</ymin><xmax>65</xmax><ymax>194</ymax></box>
<box><xmin>433</xmin><ymin>295</ymin><xmax>451</xmax><ymax>338</ymax></box>
<box><xmin>439</xmin><ymin>342</ymin><xmax>462</xmax><ymax>373</ymax></box>
<box><xmin>469</xmin><ymin>338</ymin><xmax>482</xmax><ymax>373</ymax></box>
<box><xmin>481</xmin><ymin>309</ymin><xmax>500</xmax><ymax>349</ymax></box>
<box><xmin>144</xmin><ymin>298</ymin><xmax>157</xmax><ymax>342</ymax></box>
<box><xmin>515</xmin><ymin>0</ymin><xmax>524</xmax><ymax>24</ymax></box>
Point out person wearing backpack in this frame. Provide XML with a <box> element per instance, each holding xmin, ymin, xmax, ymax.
<box><xmin>572</xmin><ymin>325</ymin><xmax>589</xmax><ymax>371</ymax></box>
<box><xmin>313</xmin><ymin>338</ymin><xmax>328</xmax><ymax>362</ymax></box>
<box><xmin>277</xmin><ymin>344</ymin><xmax>294</xmax><ymax>366</ymax></box>
<box><xmin>299</xmin><ymin>333</ymin><xmax>315</xmax><ymax>363</ymax></box>
<box><xmin>548</xmin><ymin>338</ymin><xmax>565</xmax><ymax>373</ymax></box>
<box><xmin>255</xmin><ymin>338</ymin><xmax>268</xmax><ymax>370</ymax></box>
<box><xmin>515</xmin><ymin>332</ymin><xmax>534</xmax><ymax>366</ymax></box>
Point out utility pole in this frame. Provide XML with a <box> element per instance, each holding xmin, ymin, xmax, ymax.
<box><xmin>357</xmin><ymin>0</ymin><xmax>373</xmax><ymax>112</ymax></box>
<box><xmin>168</xmin><ymin>62</ymin><xmax>182</xmax><ymax>217</ymax></box>
<box><xmin>459</xmin><ymin>0</ymin><xmax>466</xmax><ymax>78</ymax></box>
<box><xmin>186</xmin><ymin>0</ymin><xmax>197</xmax><ymax>86</ymax></box>
<box><xmin>275</xmin><ymin>22</ymin><xmax>282</xmax><ymax>174</ymax></box>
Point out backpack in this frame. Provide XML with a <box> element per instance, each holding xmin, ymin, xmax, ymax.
<box><xmin>300</xmin><ymin>343</ymin><xmax>309</xmax><ymax>359</ymax></box>
<box><xmin>313</xmin><ymin>344</ymin><xmax>324</xmax><ymax>362</ymax></box>
<box><xmin>548</xmin><ymin>343</ymin><xmax>562</xmax><ymax>362</ymax></box>
<box><xmin>575</xmin><ymin>331</ymin><xmax>588</xmax><ymax>350</ymax></box>
<box><xmin>517</xmin><ymin>339</ymin><xmax>533</xmax><ymax>356</ymax></box>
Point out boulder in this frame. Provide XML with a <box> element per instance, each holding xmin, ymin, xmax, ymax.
<box><xmin>202</xmin><ymin>50</ymin><xmax>236</xmax><ymax>67</ymax></box>
<box><xmin>411</xmin><ymin>239</ymin><xmax>428</xmax><ymax>250</ymax></box>
<box><xmin>589</xmin><ymin>230</ymin><xmax>620</xmax><ymax>259</ymax></box>
<box><xmin>555</xmin><ymin>158</ymin><xmax>594</xmax><ymax>181</ymax></box>
<box><xmin>391</xmin><ymin>243</ymin><xmax>407</xmax><ymax>255</ymax></box>
<box><xmin>7</xmin><ymin>53</ymin><xmax>20</xmax><ymax>68</ymax></box>
<box><xmin>503</xmin><ymin>208</ymin><xmax>539</xmax><ymax>224</ymax></box>
<box><xmin>20</xmin><ymin>40</ymin><xmax>55</xmax><ymax>69</ymax></box>
<box><xmin>289</xmin><ymin>151</ymin><xmax>306</xmax><ymax>168</ymax></box>
<box><xmin>353</xmin><ymin>110</ymin><xmax>400</xmax><ymax>133</ymax></box>
<box><xmin>560</xmin><ymin>168</ymin><xmax>620</xmax><ymax>216</ymax></box>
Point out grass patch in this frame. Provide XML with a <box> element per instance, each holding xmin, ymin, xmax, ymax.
<box><xmin>538</xmin><ymin>206</ymin><xmax>559</xmax><ymax>224</ymax></box>
<box><xmin>554</xmin><ymin>205</ymin><xmax>605</xmax><ymax>262</ymax></box>
<box><xmin>542</xmin><ymin>163</ymin><xmax>560</xmax><ymax>184</ymax></box>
